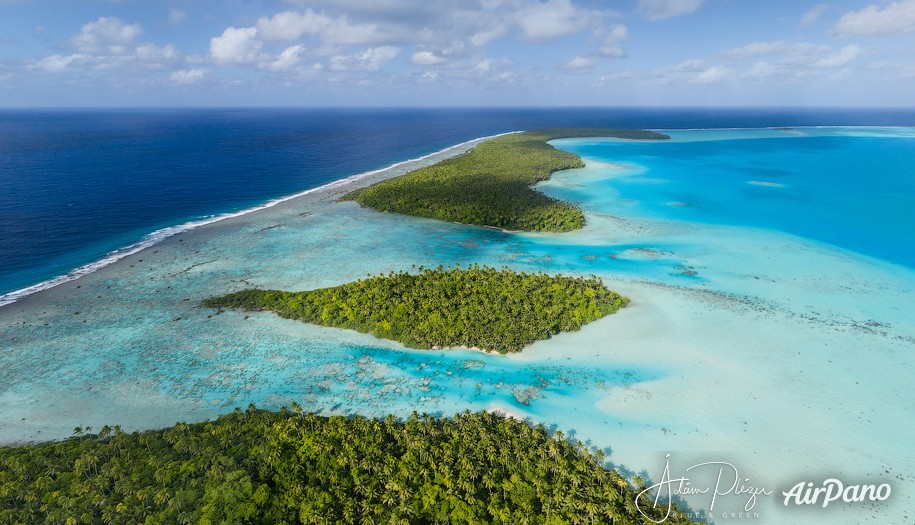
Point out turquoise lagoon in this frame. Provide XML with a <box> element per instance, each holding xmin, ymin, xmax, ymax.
<box><xmin>1</xmin><ymin>128</ymin><xmax>914</xmax><ymax>523</ymax></box>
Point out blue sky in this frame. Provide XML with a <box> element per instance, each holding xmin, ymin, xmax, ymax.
<box><xmin>0</xmin><ymin>0</ymin><xmax>913</xmax><ymax>106</ymax></box>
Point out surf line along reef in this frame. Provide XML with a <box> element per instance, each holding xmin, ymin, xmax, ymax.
<box><xmin>206</xmin><ymin>129</ymin><xmax>663</xmax><ymax>352</ymax></box>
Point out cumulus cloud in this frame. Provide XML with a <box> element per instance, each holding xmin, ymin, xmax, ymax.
<box><xmin>411</xmin><ymin>50</ymin><xmax>446</xmax><ymax>66</ymax></box>
<box><xmin>834</xmin><ymin>0</ymin><xmax>915</xmax><ymax>37</ymax></box>
<box><xmin>562</xmin><ymin>56</ymin><xmax>594</xmax><ymax>72</ymax></box>
<box><xmin>636</xmin><ymin>0</ymin><xmax>706</xmax><ymax>21</ymax></box>
<box><xmin>255</xmin><ymin>10</ymin><xmax>330</xmax><ymax>41</ymax></box>
<box><xmin>198</xmin><ymin>0</ymin><xmax>618</xmax><ymax>86</ymax></box>
<box><xmin>262</xmin><ymin>45</ymin><xmax>307</xmax><ymax>72</ymax></box>
<box><xmin>515</xmin><ymin>0</ymin><xmax>598</xmax><ymax>42</ymax></box>
<box><xmin>28</xmin><ymin>17</ymin><xmax>181</xmax><ymax>75</ymax></box>
<box><xmin>254</xmin><ymin>9</ymin><xmax>392</xmax><ymax>45</ymax></box>
<box><xmin>170</xmin><ymin>68</ymin><xmax>206</xmax><ymax>85</ymax></box>
<box><xmin>210</xmin><ymin>27</ymin><xmax>263</xmax><ymax>64</ymax></box>
<box><xmin>71</xmin><ymin>17</ymin><xmax>141</xmax><ymax>54</ymax></box>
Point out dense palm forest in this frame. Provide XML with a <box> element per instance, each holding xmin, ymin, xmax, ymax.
<box><xmin>0</xmin><ymin>408</ymin><xmax>695</xmax><ymax>524</ymax></box>
<box><xmin>342</xmin><ymin>129</ymin><xmax>669</xmax><ymax>232</ymax></box>
<box><xmin>203</xmin><ymin>266</ymin><xmax>629</xmax><ymax>353</ymax></box>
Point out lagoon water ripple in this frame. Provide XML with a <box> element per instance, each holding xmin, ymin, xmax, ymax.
<box><xmin>1</xmin><ymin>127</ymin><xmax>914</xmax><ymax>523</ymax></box>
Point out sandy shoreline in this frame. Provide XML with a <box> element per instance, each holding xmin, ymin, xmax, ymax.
<box><xmin>0</xmin><ymin>132</ymin><xmax>515</xmax><ymax>310</ymax></box>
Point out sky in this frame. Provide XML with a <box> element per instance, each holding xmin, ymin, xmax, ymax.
<box><xmin>0</xmin><ymin>0</ymin><xmax>914</xmax><ymax>107</ymax></box>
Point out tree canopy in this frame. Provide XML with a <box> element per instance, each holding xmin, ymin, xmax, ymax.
<box><xmin>0</xmin><ymin>408</ymin><xmax>694</xmax><ymax>524</ymax></box>
<box><xmin>342</xmin><ymin>129</ymin><xmax>669</xmax><ymax>232</ymax></box>
<box><xmin>203</xmin><ymin>265</ymin><xmax>629</xmax><ymax>353</ymax></box>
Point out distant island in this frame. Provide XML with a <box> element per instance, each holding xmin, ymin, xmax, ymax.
<box><xmin>0</xmin><ymin>408</ymin><xmax>693</xmax><ymax>524</ymax></box>
<box><xmin>204</xmin><ymin>265</ymin><xmax>629</xmax><ymax>353</ymax></box>
<box><xmin>342</xmin><ymin>128</ymin><xmax>669</xmax><ymax>232</ymax></box>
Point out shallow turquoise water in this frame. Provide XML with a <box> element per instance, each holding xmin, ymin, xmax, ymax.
<box><xmin>1</xmin><ymin>128</ymin><xmax>914</xmax><ymax>523</ymax></box>
<box><xmin>551</xmin><ymin>128</ymin><xmax>915</xmax><ymax>268</ymax></box>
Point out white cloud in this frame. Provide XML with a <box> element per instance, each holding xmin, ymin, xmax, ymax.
<box><xmin>255</xmin><ymin>10</ymin><xmax>330</xmax><ymax>41</ymax></box>
<box><xmin>723</xmin><ymin>41</ymin><xmax>862</xmax><ymax>68</ymax></box>
<box><xmin>811</xmin><ymin>44</ymin><xmax>861</xmax><ymax>67</ymax></box>
<box><xmin>742</xmin><ymin>61</ymin><xmax>781</xmax><ymax>80</ymax></box>
<box><xmin>674</xmin><ymin>59</ymin><xmax>704</xmax><ymax>71</ymax></box>
<box><xmin>562</xmin><ymin>56</ymin><xmax>593</xmax><ymax>72</ymax></box>
<box><xmin>595</xmin><ymin>44</ymin><xmax>627</xmax><ymax>58</ymax></box>
<box><xmin>598</xmin><ymin>70</ymin><xmax>636</xmax><ymax>83</ymax></box>
<box><xmin>210</xmin><ymin>27</ymin><xmax>263</xmax><ymax>65</ymax></box>
<box><xmin>605</xmin><ymin>24</ymin><xmax>629</xmax><ymax>43</ymax></box>
<box><xmin>419</xmin><ymin>70</ymin><xmax>439</xmax><ymax>82</ymax></box>
<box><xmin>250</xmin><ymin>8</ymin><xmax>396</xmax><ymax>45</ymax></box>
<box><xmin>134</xmin><ymin>43</ymin><xmax>179</xmax><ymax>65</ymax></box>
<box><xmin>27</xmin><ymin>16</ymin><xmax>183</xmax><ymax>77</ymax></box>
<box><xmin>328</xmin><ymin>45</ymin><xmax>400</xmax><ymax>71</ymax></box>
<box><xmin>474</xmin><ymin>58</ymin><xmax>511</xmax><ymax>74</ymax></box>
<box><xmin>658</xmin><ymin>59</ymin><xmax>732</xmax><ymax>84</ymax></box>
<box><xmin>867</xmin><ymin>60</ymin><xmax>915</xmax><ymax>77</ymax></box>
<box><xmin>515</xmin><ymin>0</ymin><xmax>598</xmax><ymax>42</ymax></box>
<box><xmin>170</xmin><ymin>68</ymin><xmax>206</xmax><ymax>85</ymax></box>
<box><xmin>722</xmin><ymin>41</ymin><xmax>785</xmax><ymax>59</ymax></box>
<box><xmin>411</xmin><ymin>50</ymin><xmax>446</xmax><ymax>66</ymax></box>
<box><xmin>717</xmin><ymin>40</ymin><xmax>863</xmax><ymax>83</ymax></box>
<box><xmin>834</xmin><ymin>0</ymin><xmax>915</xmax><ymax>37</ymax></box>
<box><xmin>29</xmin><ymin>53</ymin><xmax>87</xmax><ymax>72</ymax></box>
<box><xmin>800</xmin><ymin>4</ymin><xmax>827</xmax><ymax>27</ymax></box>
<box><xmin>322</xmin><ymin>17</ymin><xmax>390</xmax><ymax>44</ymax></box>
<box><xmin>72</xmin><ymin>17</ymin><xmax>142</xmax><ymax>54</ymax></box>
<box><xmin>262</xmin><ymin>45</ymin><xmax>307</xmax><ymax>72</ymax></box>
<box><xmin>469</xmin><ymin>24</ymin><xmax>510</xmax><ymax>47</ymax></box>
<box><xmin>693</xmin><ymin>66</ymin><xmax>730</xmax><ymax>84</ymax></box>
<box><xmin>636</xmin><ymin>0</ymin><xmax>706</xmax><ymax>21</ymax></box>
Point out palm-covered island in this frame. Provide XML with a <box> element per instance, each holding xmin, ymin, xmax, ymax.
<box><xmin>342</xmin><ymin>129</ymin><xmax>669</xmax><ymax>232</ymax></box>
<box><xmin>0</xmin><ymin>408</ymin><xmax>693</xmax><ymax>524</ymax></box>
<box><xmin>204</xmin><ymin>265</ymin><xmax>629</xmax><ymax>353</ymax></box>
<box><xmin>0</xmin><ymin>131</ymin><xmax>682</xmax><ymax>525</ymax></box>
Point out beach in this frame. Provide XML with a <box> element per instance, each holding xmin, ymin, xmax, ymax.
<box><xmin>1</xmin><ymin>127</ymin><xmax>914</xmax><ymax>524</ymax></box>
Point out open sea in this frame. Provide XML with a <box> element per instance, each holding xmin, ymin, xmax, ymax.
<box><xmin>2</xmin><ymin>108</ymin><xmax>915</xmax><ymax>523</ymax></box>
<box><xmin>2</xmin><ymin>107</ymin><xmax>914</xmax><ymax>298</ymax></box>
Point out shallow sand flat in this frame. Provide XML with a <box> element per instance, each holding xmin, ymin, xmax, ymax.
<box><xmin>506</xmin><ymin>278</ymin><xmax>914</xmax><ymax>523</ymax></box>
<box><xmin>1</xmin><ymin>130</ymin><xmax>913</xmax><ymax>524</ymax></box>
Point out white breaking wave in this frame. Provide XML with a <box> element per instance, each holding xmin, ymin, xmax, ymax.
<box><xmin>0</xmin><ymin>132</ymin><xmax>519</xmax><ymax>308</ymax></box>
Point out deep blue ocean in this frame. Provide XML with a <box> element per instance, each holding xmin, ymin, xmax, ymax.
<box><xmin>2</xmin><ymin>107</ymin><xmax>914</xmax><ymax>297</ymax></box>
